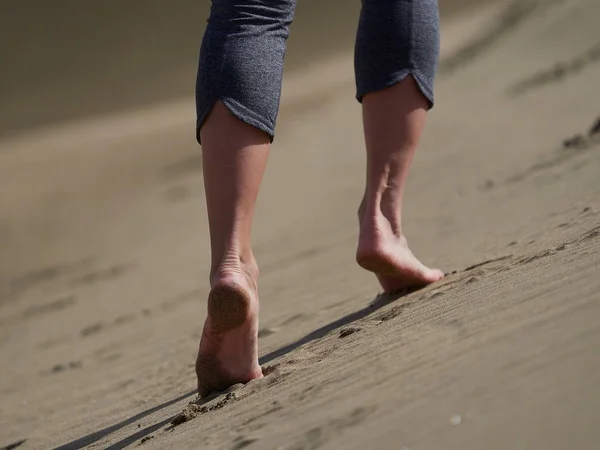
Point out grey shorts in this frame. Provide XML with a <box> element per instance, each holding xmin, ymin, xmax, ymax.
<box><xmin>196</xmin><ymin>0</ymin><xmax>440</xmax><ymax>143</ymax></box>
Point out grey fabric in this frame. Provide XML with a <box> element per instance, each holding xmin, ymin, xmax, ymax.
<box><xmin>196</xmin><ymin>0</ymin><xmax>440</xmax><ymax>144</ymax></box>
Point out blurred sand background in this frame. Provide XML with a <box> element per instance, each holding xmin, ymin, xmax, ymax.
<box><xmin>1</xmin><ymin>0</ymin><xmax>599</xmax><ymax>449</ymax></box>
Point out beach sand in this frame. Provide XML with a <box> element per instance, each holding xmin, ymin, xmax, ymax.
<box><xmin>1</xmin><ymin>0</ymin><xmax>599</xmax><ymax>448</ymax></box>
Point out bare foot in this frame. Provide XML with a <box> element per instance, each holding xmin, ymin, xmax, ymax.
<box><xmin>357</xmin><ymin>223</ymin><xmax>444</xmax><ymax>293</ymax></box>
<box><xmin>196</xmin><ymin>269</ymin><xmax>263</xmax><ymax>396</ymax></box>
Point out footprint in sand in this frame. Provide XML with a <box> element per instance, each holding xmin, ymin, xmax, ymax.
<box><xmin>280</xmin><ymin>313</ymin><xmax>315</xmax><ymax>326</ymax></box>
<box><xmin>339</xmin><ymin>327</ymin><xmax>362</xmax><ymax>338</ymax></box>
<box><xmin>42</xmin><ymin>361</ymin><xmax>83</xmax><ymax>376</ymax></box>
<box><xmin>70</xmin><ymin>263</ymin><xmax>132</xmax><ymax>287</ymax></box>
<box><xmin>80</xmin><ymin>322</ymin><xmax>105</xmax><ymax>337</ymax></box>
<box><xmin>230</xmin><ymin>436</ymin><xmax>260</xmax><ymax>449</ymax></box>
<box><xmin>258</xmin><ymin>327</ymin><xmax>278</xmax><ymax>338</ymax></box>
<box><xmin>171</xmin><ymin>367</ymin><xmax>291</xmax><ymax>426</ymax></box>
<box><xmin>20</xmin><ymin>295</ymin><xmax>76</xmax><ymax>320</ymax></box>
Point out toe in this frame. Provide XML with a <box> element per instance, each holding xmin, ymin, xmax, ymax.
<box><xmin>426</xmin><ymin>268</ymin><xmax>445</xmax><ymax>282</ymax></box>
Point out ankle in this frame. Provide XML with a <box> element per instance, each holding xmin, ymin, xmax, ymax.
<box><xmin>358</xmin><ymin>192</ymin><xmax>402</xmax><ymax>238</ymax></box>
<box><xmin>210</xmin><ymin>249</ymin><xmax>259</xmax><ymax>287</ymax></box>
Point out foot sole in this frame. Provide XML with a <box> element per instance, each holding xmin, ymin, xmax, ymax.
<box><xmin>207</xmin><ymin>281</ymin><xmax>252</xmax><ymax>333</ymax></box>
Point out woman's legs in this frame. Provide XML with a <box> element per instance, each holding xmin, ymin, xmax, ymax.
<box><xmin>355</xmin><ymin>0</ymin><xmax>444</xmax><ymax>292</ymax></box>
<box><xmin>195</xmin><ymin>0</ymin><xmax>296</xmax><ymax>396</ymax></box>
<box><xmin>195</xmin><ymin>0</ymin><xmax>443</xmax><ymax>395</ymax></box>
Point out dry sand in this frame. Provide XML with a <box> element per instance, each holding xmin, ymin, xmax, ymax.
<box><xmin>1</xmin><ymin>0</ymin><xmax>599</xmax><ymax>449</ymax></box>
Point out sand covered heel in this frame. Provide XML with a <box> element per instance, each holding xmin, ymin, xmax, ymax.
<box><xmin>207</xmin><ymin>281</ymin><xmax>253</xmax><ymax>333</ymax></box>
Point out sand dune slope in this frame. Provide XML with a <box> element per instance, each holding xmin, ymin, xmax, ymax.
<box><xmin>0</xmin><ymin>0</ymin><xmax>599</xmax><ymax>449</ymax></box>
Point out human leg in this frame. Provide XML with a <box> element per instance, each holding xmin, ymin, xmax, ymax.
<box><xmin>195</xmin><ymin>0</ymin><xmax>296</xmax><ymax>396</ymax></box>
<box><xmin>354</xmin><ymin>0</ymin><xmax>444</xmax><ymax>292</ymax></box>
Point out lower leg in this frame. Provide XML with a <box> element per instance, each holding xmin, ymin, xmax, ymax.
<box><xmin>354</xmin><ymin>0</ymin><xmax>442</xmax><ymax>293</ymax></box>
<box><xmin>196</xmin><ymin>102</ymin><xmax>269</xmax><ymax>396</ymax></box>
<box><xmin>356</xmin><ymin>77</ymin><xmax>444</xmax><ymax>293</ymax></box>
<box><xmin>194</xmin><ymin>0</ymin><xmax>296</xmax><ymax>395</ymax></box>
<box><xmin>202</xmin><ymin>101</ymin><xmax>268</xmax><ymax>284</ymax></box>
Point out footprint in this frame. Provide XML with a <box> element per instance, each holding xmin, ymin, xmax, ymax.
<box><xmin>8</xmin><ymin>258</ymin><xmax>90</xmax><ymax>297</ymax></box>
<box><xmin>230</xmin><ymin>436</ymin><xmax>260</xmax><ymax>450</ymax></box>
<box><xmin>338</xmin><ymin>327</ymin><xmax>361</xmax><ymax>338</ymax></box>
<box><xmin>464</xmin><ymin>255</ymin><xmax>513</xmax><ymax>272</ymax></box>
<box><xmin>139</xmin><ymin>435</ymin><xmax>155</xmax><ymax>445</ymax></box>
<box><xmin>171</xmin><ymin>368</ymin><xmax>289</xmax><ymax>426</ymax></box>
<box><xmin>517</xmin><ymin>249</ymin><xmax>557</xmax><ymax>265</ymax></box>
<box><xmin>70</xmin><ymin>263</ymin><xmax>131</xmax><ymax>287</ymax></box>
<box><xmin>580</xmin><ymin>226</ymin><xmax>600</xmax><ymax>242</ymax></box>
<box><xmin>280</xmin><ymin>313</ymin><xmax>314</xmax><ymax>326</ymax></box>
<box><xmin>439</xmin><ymin>0</ymin><xmax>544</xmax><ymax>75</ymax></box>
<box><xmin>171</xmin><ymin>390</ymin><xmax>242</xmax><ymax>426</ymax></box>
<box><xmin>563</xmin><ymin>134</ymin><xmax>588</xmax><ymax>150</ymax></box>
<box><xmin>9</xmin><ymin>267</ymin><xmax>62</xmax><ymax>294</ymax></box>
<box><xmin>507</xmin><ymin>42</ymin><xmax>600</xmax><ymax>96</ymax></box>
<box><xmin>375</xmin><ymin>304</ymin><xmax>409</xmax><ymax>323</ymax></box>
<box><xmin>113</xmin><ymin>314</ymin><xmax>136</xmax><ymax>326</ymax></box>
<box><xmin>557</xmin><ymin>222</ymin><xmax>573</xmax><ymax>229</ymax></box>
<box><xmin>80</xmin><ymin>322</ymin><xmax>104</xmax><ymax>337</ymax></box>
<box><xmin>44</xmin><ymin>360</ymin><xmax>83</xmax><ymax>376</ymax></box>
<box><xmin>21</xmin><ymin>295</ymin><xmax>76</xmax><ymax>320</ymax></box>
<box><xmin>258</xmin><ymin>327</ymin><xmax>278</xmax><ymax>338</ymax></box>
<box><xmin>517</xmin><ymin>239</ymin><xmax>573</xmax><ymax>265</ymax></box>
<box><xmin>505</xmin><ymin>120</ymin><xmax>600</xmax><ymax>186</ymax></box>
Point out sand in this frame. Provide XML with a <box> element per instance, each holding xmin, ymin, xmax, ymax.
<box><xmin>1</xmin><ymin>0</ymin><xmax>599</xmax><ymax>448</ymax></box>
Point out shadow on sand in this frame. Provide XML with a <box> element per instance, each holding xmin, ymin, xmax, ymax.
<box><xmin>51</xmin><ymin>289</ymin><xmax>413</xmax><ymax>449</ymax></box>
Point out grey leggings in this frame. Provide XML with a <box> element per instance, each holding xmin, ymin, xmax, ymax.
<box><xmin>196</xmin><ymin>0</ymin><xmax>440</xmax><ymax>143</ymax></box>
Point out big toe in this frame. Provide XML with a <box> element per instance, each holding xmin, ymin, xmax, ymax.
<box><xmin>425</xmin><ymin>267</ymin><xmax>445</xmax><ymax>282</ymax></box>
